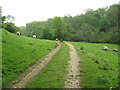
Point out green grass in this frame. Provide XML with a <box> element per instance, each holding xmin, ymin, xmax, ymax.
<box><xmin>2</xmin><ymin>30</ymin><xmax>56</xmax><ymax>87</ymax></box>
<box><xmin>71</xmin><ymin>42</ymin><xmax>118</xmax><ymax>88</ymax></box>
<box><xmin>26</xmin><ymin>43</ymin><xmax>69</xmax><ymax>88</ymax></box>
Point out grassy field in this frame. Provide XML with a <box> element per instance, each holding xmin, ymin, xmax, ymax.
<box><xmin>26</xmin><ymin>43</ymin><xmax>69</xmax><ymax>88</ymax></box>
<box><xmin>2</xmin><ymin>30</ymin><xmax>56</xmax><ymax>87</ymax></box>
<box><xmin>71</xmin><ymin>42</ymin><xmax>118</xmax><ymax>88</ymax></box>
<box><xmin>2</xmin><ymin>29</ymin><xmax>119</xmax><ymax>88</ymax></box>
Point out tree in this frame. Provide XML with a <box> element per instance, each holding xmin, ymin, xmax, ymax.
<box><xmin>99</xmin><ymin>16</ymin><xmax>110</xmax><ymax>32</ymax></box>
<box><xmin>3</xmin><ymin>23</ymin><xmax>19</xmax><ymax>33</ymax></box>
<box><xmin>25</xmin><ymin>21</ymin><xmax>46</xmax><ymax>38</ymax></box>
<box><xmin>13</xmin><ymin>4</ymin><xmax>119</xmax><ymax>44</ymax></box>
<box><xmin>42</xmin><ymin>28</ymin><xmax>52</xmax><ymax>39</ymax></box>
<box><xmin>50</xmin><ymin>16</ymin><xmax>67</xmax><ymax>40</ymax></box>
<box><xmin>2</xmin><ymin>15</ymin><xmax>19</xmax><ymax>33</ymax></box>
<box><xmin>0</xmin><ymin>6</ymin><xmax>2</xmax><ymax>25</ymax></box>
<box><xmin>80</xmin><ymin>24</ymin><xmax>95</xmax><ymax>42</ymax></box>
<box><xmin>19</xmin><ymin>26</ymin><xmax>26</xmax><ymax>35</ymax></box>
<box><xmin>5</xmin><ymin>15</ymin><xmax>15</xmax><ymax>23</ymax></box>
<box><xmin>2</xmin><ymin>16</ymin><xmax>6</xmax><ymax>24</ymax></box>
<box><xmin>106</xmin><ymin>4</ymin><xmax>118</xmax><ymax>27</ymax></box>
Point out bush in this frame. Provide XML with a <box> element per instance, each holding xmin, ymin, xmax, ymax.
<box><xmin>2</xmin><ymin>23</ymin><xmax>19</xmax><ymax>33</ymax></box>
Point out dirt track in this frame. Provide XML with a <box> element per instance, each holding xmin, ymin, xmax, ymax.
<box><xmin>9</xmin><ymin>42</ymin><xmax>81</xmax><ymax>88</ymax></box>
<box><xmin>65</xmin><ymin>42</ymin><xmax>81</xmax><ymax>88</ymax></box>
<box><xmin>10</xmin><ymin>43</ymin><xmax>61</xmax><ymax>88</ymax></box>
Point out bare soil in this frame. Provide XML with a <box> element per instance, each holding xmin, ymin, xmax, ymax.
<box><xmin>64</xmin><ymin>42</ymin><xmax>81</xmax><ymax>88</ymax></box>
<box><xmin>10</xmin><ymin>42</ymin><xmax>61</xmax><ymax>88</ymax></box>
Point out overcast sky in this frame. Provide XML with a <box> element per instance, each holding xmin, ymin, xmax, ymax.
<box><xmin>1</xmin><ymin>0</ymin><xmax>119</xmax><ymax>26</ymax></box>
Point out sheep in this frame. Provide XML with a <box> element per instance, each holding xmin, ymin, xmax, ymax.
<box><xmin>109</xmin><ymin>87</ymin><xmax>112</xmax><ymax>90</ymax></box>
<box><xmin>16</xmin><ymin>32</ymin><xmax>20</xmax><ymax>35</ymax></box>
<box><xmin>60</xmin><ymin>39</ymin><xmax>63</xmax><ymax>42</ymax></box>
<box><xmin>102</xmin><ymin>46</ymin><xmax>109</xmax><ymax>51</ymax></box>
<box><xmin>33</xmin><ymin>35</ymin><xmax>36</xmax><ymax>38</ymax></box>
<box><xmin>55</xmin><ymin>38</ymin><xmax>58</xmax><ymax>41</ymax></box>
<box><xmin>113</xmin><ymin>49</ymin><xmax>118</xmax><ymax>52</ymax></box>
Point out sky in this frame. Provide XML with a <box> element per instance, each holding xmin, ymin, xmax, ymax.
<box><xmin>1</xmin><ymin>0</ymin><xmax>120</xmax><ymax>26</ymax></box>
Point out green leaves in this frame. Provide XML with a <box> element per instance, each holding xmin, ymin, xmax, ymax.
<box><xmin>51</xmin><ymin>16</ymin><xmax>67</xmax><ymax>39</ymax></box>
<box><xmin>3</xmin><ymin>23</ymin><xmax>19</xmax><ymax>33</ymax></box>
<box><xmin>20</xmin><ymin>4</ymin><xmax>119</xmax><ymax>43</ymax></box>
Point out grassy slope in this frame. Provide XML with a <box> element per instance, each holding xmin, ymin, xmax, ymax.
<box><xmin>26</xmin><ymin>43</ymin><xmax>69</xmax><ymax>88</ymax></box>
<box><xmin>2</xmin><ymin>30</ymin><xmax>56</xmax><ymax>87</ymax></box>
<box><xmin>71</xmin><ymin>42</ymin><xmax>118</xmax><ymax>88</ymax></box>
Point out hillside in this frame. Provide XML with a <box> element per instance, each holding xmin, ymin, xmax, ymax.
<box><xmin>71</xmin><ymin>42</ymin><xmax>118</xmax><ymax>88</ymax></box>
<box><xmin>1</xmin><ymin>1</ymin><xmax>119</xmax><ymax>89</ymax></box>
<box><xmin>2</xmin><ymin>30</ymin><xmax>56</xmax><ymax>87</ymax></box>
<box><xmin>2</xmin><ymin>29</ymin><xmax>119</xmax><ymax>88</ymax></box>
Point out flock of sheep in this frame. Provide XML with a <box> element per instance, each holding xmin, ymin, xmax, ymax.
<box><xmin>16</xmin><ymin>32</ymin><xmax>37</xmax><ymax>38</ymax></box>
<box><xmin>102</xmin><ymin>46</ymin><xmax>118</xmax><ymax>52</ymax></box>
<box><xmin>16</xmin><ymin>32</ymin><xmax>118</xmax><ymax>52</ymax></box>
<box><xmin>55</xmin><ymin>38</ymin><xmax>63</xmax><ymax>42</ymax></box>
<box><xmin>16</xmin><ymin>32</ymin><xmax>63</xmax><ymax>41</ymax></box>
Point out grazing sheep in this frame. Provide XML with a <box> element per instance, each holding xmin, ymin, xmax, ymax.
<box><xmin>102</xmin><ymin>46</ymin><xmax>109</xmax><ymax>51</ymax></box>
<box><xmin>16</xmin><ymin>32</ymin><xmax>20</xmax><ymax>35</ymax></box>
<box><xmin>55</xmin><ymin>38</ymin><xmax>58</xmax><ymax>41</ymax></box>
<box><xmin>33</xmin><ymin>35</ymin><xmax>36</xmax><ymax>38</ymax></box>
<box><xmin>60</xmin><ymin>39</ymin><xmax>63</xmax><ymax>42</ymax></box>
<box><xmin>113</xmin><ymin>49</ymin><xmax>118</xmax><ymax>52</ymax></box>
<box><xmin>109</xmin><ymin>87</ymin><xmax>112</xmax><ymax>90</ymax></box>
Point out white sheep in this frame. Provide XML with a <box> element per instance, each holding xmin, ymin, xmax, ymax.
<box><xmin>33</xmin><ymin>35</ymin><xmax>36</xmax><ymax>38</ymax></box>
<box><xmin>113</xmin><ymin>49</ymin><xmax>118</xmax><ymax>52</ymax></box>
<box><xmin>55</xmin><ymin>38</ymin><xmax>58</xmax><ymax>41</ymax></box>
<box><xmin>102</xmin><ymin>46</ymin><xmax>109</xmax><ymax>51</ymax></box>
<box><xmin>60</xmin><ymin>39</ymin><xmax>63</xmax><ymax>42</ymax></box>
<box><xmin>16</xmin><ymin>32</ymin><xmax>20</xmax><ymax>35</ymax></box>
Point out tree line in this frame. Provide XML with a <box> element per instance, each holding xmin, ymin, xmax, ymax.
<box><xmin>1</xmin><ymin>13</ymin><xmax>20</xmax><ymax>33</ymax></box>
<box><xmin>1</xmin><ymin>4</ymin><xmax>120</xmax><ymax>44</ymax></box>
